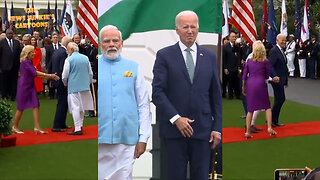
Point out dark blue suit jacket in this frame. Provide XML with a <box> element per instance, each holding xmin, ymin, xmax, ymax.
<box><xmin>268</xmin><ymin>45</ymin><xmax>288</xmax><ymax>85</ymax></box>
<box><xmin>51</xmin><ymin>47</ymin><xmax>67</xmax><ymax>88</ymax></box>
<box><xmin>152</xmin><ymin>43</ymin><xmax>222</xmax><ymax>140</ymax></box>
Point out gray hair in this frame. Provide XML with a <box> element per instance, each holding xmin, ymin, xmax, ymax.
<box><xmin>67</xmin><ymin>42</ymin><xmax>79</xmax><ymax>52</ymax></box>
<box><xmin>61</xmin><ymin>36</ymin><xmax>73</xmax><ymax>47</ymax></box>
<box><xmin>175</xmin><ymin>10</ymin><xmax>199</xmax><ymax>28</ymax></box>
<box><xmin>99</xmin><ymin>25</ymin><xmax>122</xmax><ymax>40</ymax></box>
<box><xmin>276</xmin><ymin>34</ymin><xmax>286</xmax><ymax>40</ymax></box>
<box><xmin>23</xmin><ymin>34</ymin><xmax>31</xmax><ymax>38</ymax></box>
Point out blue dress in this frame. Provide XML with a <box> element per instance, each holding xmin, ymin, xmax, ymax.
<box><xmin>16</xmin><ymin>59</ymin><xmax>39</xmax><ymax>111</ymax></box>
<box><xmin>242</xmin><ymin>59</ymin><xmax>271</xmax><ymax>112</ymax></box>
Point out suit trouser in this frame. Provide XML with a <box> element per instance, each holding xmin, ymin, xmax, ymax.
<box><xmin>271</xmin><ymin>83</ymin><xmax>286</xmax><ymax>124</ymax></box>
<box><xmin>227</xmin><ymin>71</ymin><xmax>240</xmax><ymax>98</ymax></box>
<box><xmin>222</xmin><ymin>73</ymin><xmax>229</xmax><ymax>97</ymax></box>
<box><xmin>1</xmin><ymin>69</ymin><xmax>18</xmax><ymax>100</ymax></box>
<box><xmin>53</xmin><ymin>84</ymin><xmax>68</xmax><ymax>129</ymax></box>
<box><xmin>163</xmin><ymin>138</ymin><xmax>211</xmax><ymax>180</ymax></box>
<box><xmin>307</xmin><ymin>58</ymin><xmax>316</xmax><ymax>79</ymax></box>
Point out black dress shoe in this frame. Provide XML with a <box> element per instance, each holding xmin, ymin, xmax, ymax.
<box><xmin>250</xmin><ymin>126</ymin><xmax>258</xmax><ymax>133</ymax></box>
<box><xmin>62</xmin><ymin>126</ymin><xmax>72</xmax><ymax>129</ymax></box>
<box><xmin>272</xmin><ymin>123</ymin><xmax>285</xmax><ymax>127</ymax></box>
<box><xmin>52</xmin><ymin>128</ymin><xmax>66</xmax><ymax>132</ymax></box>
<box><xmin>276</xmin><ymin>123</ymin><xmax>284</xmax><ymax>127</ymax></box>
<box><xmin>67</xmin><ymin>131</ymin><xmax>83</xmax><ymax>135</ymax></box>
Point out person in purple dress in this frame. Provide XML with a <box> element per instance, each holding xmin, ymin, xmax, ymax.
<box><xmin>12</xmin><ymin>45</ymin><xmax>59</xmax><ymax>134</ymax></box>
<box><xmin>242</xmin><ymin>41</ymin><xmax>277</xmax><ymax>138</ymax></box>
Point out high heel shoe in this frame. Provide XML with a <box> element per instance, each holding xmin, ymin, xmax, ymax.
<box><xmin>12</xmin><ymin>126</ymin><xmax>24</xmax><ymax>134</ymax></box>
<box><xmin>245</xmin><ymin>133</ymin><xmax>253</xmax><ymax>139</ymax></box>
<box><xmin>34</xmin><ymin>128</ymin><xmax>48</xmax><ymax>134</ymax></box>
<box><xmin>268</xmin><ymin>128</ymin><xmax>277</xmax><ymax>136</ymax></box>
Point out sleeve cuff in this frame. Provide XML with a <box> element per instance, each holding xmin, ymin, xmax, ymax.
<box><xmin>139</xmin><ymin>135</ymin><xmax>149</xmax><ymax>143</ymax></box>
<box><xmin>169</xmin><ymin>114</ymin><xmax>181</xmax><ymax>124</ymax></box>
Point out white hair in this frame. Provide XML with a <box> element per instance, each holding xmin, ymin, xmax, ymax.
<box><xmin>175</xmin><ymin>10</ymin><xmax>199</xmax><ymax>28</ymax></box>
<box><xmin>99</xmin><ymin>25</ymin><xmax>122</xmax><ymax>40</ymax></box>
<box><xmin>276</xmin><ymin>34</ymin><xmax>286</xmax><ymax>40</ymax></box>
<box><xmin>67</xmin><ymin>42</ymin><xmax>79</xmax><ymax>52</ymax></box>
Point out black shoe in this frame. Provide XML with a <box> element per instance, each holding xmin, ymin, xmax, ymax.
<box><xmin>276</xmin><ymin>123</ymin><xmax>284</xmax><ymax>127</ymax></box>
<box><xmin>250</xmin><ymin>125</ymin><xmax>262</xmax><ymax>133</ymax></box>
<box><xmin>67</xmin><ymin>131</ymin><xmax>83</xmax><ymax>135</ymax></box>
<box><xmin>52</xmin><ymin>128</ymin><xmax>66</xmax><ymax>132</ymax></box>
<box><xmin>272</xmin><ymin>123</ymin><xmax>285</xmax><ymax>127</ymax></box>
<box><xmin>250</xmin><ymin>125</ymin><xmax>258</xmax><ymax>133</ymax></box>
<box><xmin>62</xmin><ymin>126</ymin><xmax>72</xmax><ymax>129</ymax></box>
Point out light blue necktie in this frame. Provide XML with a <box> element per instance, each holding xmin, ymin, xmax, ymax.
<box><xmin>185</xmin><ymin>48</ymin><xmax>195</xmax><ymax>83</ymax></box>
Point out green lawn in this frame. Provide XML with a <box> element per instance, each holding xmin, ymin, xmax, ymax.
<box><xmin>223</xmin><ymin>98</ymin><xmax>320</xmax><ymax>179</ymax></box>
<box><xmin>0</xmin><ymin>96</ymin><xmax>98</xmax><ymax>180</ymax></box>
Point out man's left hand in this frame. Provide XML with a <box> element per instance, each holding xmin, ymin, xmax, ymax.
<box><xmin>134</xmin><ymin>142</ymin><xmax>147</xmax><ymax>159</ymax></box>
<box><xmin>209</xmin><ymin>131</ymin><xmax>221</xmax><ymax>149</ymax></box>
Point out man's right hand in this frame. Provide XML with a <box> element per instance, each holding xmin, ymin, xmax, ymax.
<box><xmin>272</xmin><ymin>76</ymin><xmax>280</xmax><ymax>83</ymax></box>
<box><xmin>174</xmin><ymin>117</ymin><xmax>194</xmax><ymax>138</ymax></box>
<box><xmin>224</xmin><ymin>69</ymin><xmax>229</xmax><ymax>75</ymax></box>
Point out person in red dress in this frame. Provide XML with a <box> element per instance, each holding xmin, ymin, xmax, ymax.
<box><xmin>31</xmin><ymin>36</ymin><xmax>43</xmax><ymax>93</ymax></box>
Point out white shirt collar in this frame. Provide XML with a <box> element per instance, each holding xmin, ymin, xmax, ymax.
<box><xmin>179</xmin><ymin>41</ymin><xmax>197</xmax><ymax>52</ymax></box>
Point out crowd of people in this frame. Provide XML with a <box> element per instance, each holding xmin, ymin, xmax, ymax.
<box><xmin>223</xmin><ymin>30</ymin><xmax>320</xmax><ymax>137</ymax></box>
<box><xmin>0</xmin><ymin>29</ymin><xmax>98</xmax><ymax>135</ymax></box>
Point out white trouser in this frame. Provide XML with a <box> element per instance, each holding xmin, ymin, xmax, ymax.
<box><xmin>286</xmin><ymin>53</ymin><xmax>295</xmax><ymax>76</ymax></box>
<box><xmin>68</xmin><ymin>94</ymin><xmax>85</xmax><ymax>132</ymax></box>
<box><xmin>98</xmin><ymin>144</ymin><xmax>135</xmax><ymax>180</ymax></box>
<box><xmin>251</xmin><ymin>110</ymin><xmax>261</xmax><ymax>126</ymax></box>
<box><xmin>298</xmin><ymin>59</ymin><xmax>306</xmax><ymax>77</ymax></box>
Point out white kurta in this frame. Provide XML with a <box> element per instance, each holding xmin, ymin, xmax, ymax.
<box><xmin>62</xmin><ymin>55</ymin><xmax>94</xmax><ymax>131</ymax></box>
<box><xmin>98</xmin><ymin>56</ymin><xmax>152</xmax><ymax>180</ymax></box>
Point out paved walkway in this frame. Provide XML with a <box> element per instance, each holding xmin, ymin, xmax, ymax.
<box><xmin>268</xmin><ymin>77</ymin><xmax>320</xmax><ymax>107</ymax></box>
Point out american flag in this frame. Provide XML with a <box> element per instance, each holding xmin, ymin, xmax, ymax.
<box><xmin>300</xmin><ymin>0</ymin><xmax>310</xmax><ymax>43</ymax></box>
<box><xmin>229</xmin><ymin>0</ymin><xmax>257</xmax><ymax>45</ymax></box>
<box><xmin>261</xmin><ymin>0</ymin><xmax>268</xmax><ymax>41</ymax></box>
<box><xmin>77</xmin><ymin>0</ymin><xmax>98</xmax><ymax>48</ymax></box>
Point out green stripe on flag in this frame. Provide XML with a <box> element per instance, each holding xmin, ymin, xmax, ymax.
<box><xmin>98</xmin><ymin>0</ymin><xmax>222</xmax><ymax>40</ymax></box>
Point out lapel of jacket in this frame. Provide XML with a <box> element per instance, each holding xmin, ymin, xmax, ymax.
<box><xmin>174</xmin><ymin>42</ymin><xmax>192</xmax><ymax>84</ymax></box>
<box><xmin>193</xmin><ymin>43</ymin><xmax>202</xmax><ymax>83</ymax></box>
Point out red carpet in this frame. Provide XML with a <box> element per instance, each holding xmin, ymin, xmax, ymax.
<box><xmin>1</xmin><ymin>125</ymin><xmax>97</xmax><ymax>148</ymax></box>
<box><xmin>223</xmin><ymin>121</ymin><xmax>320</xmax><ymax>144</ymax></box>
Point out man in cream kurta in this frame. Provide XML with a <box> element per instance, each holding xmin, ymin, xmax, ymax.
<box><xmin>98</xmin><ymin>25</ymin><xmax>151</xmax><ymax>180</ymax></box>
<box><xmin>62</xmin><ymin>42</ymin><xmax>94</xmax><ymax>135</ymax></box>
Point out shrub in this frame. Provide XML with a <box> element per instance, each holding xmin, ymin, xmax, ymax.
<box><xmin>0</xmin><ymin>99</ymin><xmax>13</xmax><ymax>137</ymax></box>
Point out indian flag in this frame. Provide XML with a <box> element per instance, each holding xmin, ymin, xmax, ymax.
<box><xmin>98</xmin><ymin>0</ymin><xmax>222</xmax><ymax>40</ymax></box>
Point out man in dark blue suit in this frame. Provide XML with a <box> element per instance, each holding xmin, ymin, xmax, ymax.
<box><xmin>152</xmin><ymin>11</ymin><xmax>222</xmax><ymax>180</ymax></box>
<box><xmin>51</xmin><ymin>36</ymin><xmax>73</xmax><ymax>132</ymax></box>
<box><xmin>268</xmin><ymin>34</ymin><xmax>287</xmax><ymax>127</ymax></box>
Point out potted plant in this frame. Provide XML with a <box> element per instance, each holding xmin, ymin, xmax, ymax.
<box><xmin>0</xmin><ymin>99</ymin><xmax>13</xmax><ymax>145</ymax></box>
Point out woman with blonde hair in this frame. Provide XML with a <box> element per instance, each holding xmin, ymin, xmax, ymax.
<box><xmin>242</xmin><ymin>41</ymin><xmax>277</xmax><ymax>138</ymax></box>
<box><xmin>12</xmin><ymin>45</ymin><xmax>59</xmax><ymax>134</ymax></box>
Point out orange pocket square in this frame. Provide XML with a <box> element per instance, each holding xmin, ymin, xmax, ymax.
<box><xmin>124</xmin><ymin>71</ymin><xmax>133</xmax><ymax>77</ymax></box>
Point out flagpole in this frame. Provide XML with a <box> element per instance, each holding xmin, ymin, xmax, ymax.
<box><xmin>91</xmin><ymin>82</ymin><xmax>97</xmax><ymax>116</ymax></box>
